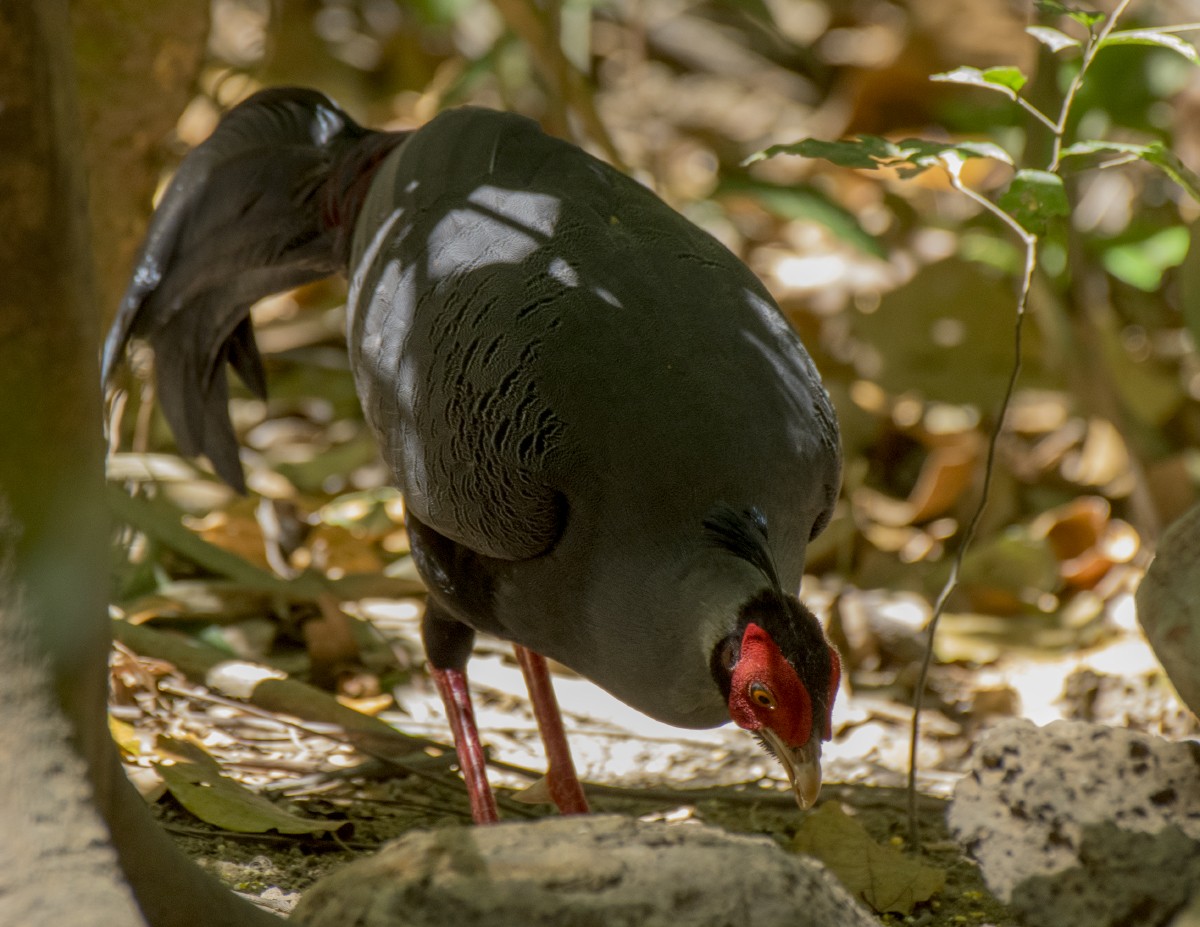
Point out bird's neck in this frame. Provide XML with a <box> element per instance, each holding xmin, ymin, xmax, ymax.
<box><xmin>322</xmin><ymin>129</ymin><xmax>411</xmax><ymax>265</ymax></box>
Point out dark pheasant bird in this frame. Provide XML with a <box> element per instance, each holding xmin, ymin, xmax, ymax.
<box><xmin>103</xmin><ymin>88</ymin><xmax>843</xmax><ymax>822</ymax></box>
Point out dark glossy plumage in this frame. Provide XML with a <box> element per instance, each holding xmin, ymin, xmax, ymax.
<box><xmin>104</xmin><ymin>87</ymin><xmax>841</xmax><ymax>757</ymax></box>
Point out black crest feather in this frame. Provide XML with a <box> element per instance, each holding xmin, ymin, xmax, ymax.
<box><xmin>702</xmin><ymin>504</ymin><xmax>783</xmax><ymax>595</ymax></box>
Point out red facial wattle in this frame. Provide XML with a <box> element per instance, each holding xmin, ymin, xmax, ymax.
<box><xmin>727</xmin><ymin>621</ymin><xmax>840</xmax><ymax>810</ymax></box>
<box><xmin>728</xmin><ymin>622</ymin><xmax>813</xmax><ymax>744</ymax></box>
<box><xmin>823</xmin><ymin>646</ymin><xmax>841</xmax><ymax>739</ymax></box>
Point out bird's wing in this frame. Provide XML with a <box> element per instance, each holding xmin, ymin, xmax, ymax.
<box><xmin>345</xmin><ymin>109</ymin><xmax>582</xmax><ymax>561</ymax></box>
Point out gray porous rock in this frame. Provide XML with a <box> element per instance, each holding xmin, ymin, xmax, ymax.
<box><xmin>291</xmin><ymin>814</ymin><xmax>874</xmax><ymax>927</ymax></box>
<box><xmin>1137</xmin><ymin>501</ymin><xmax>1200</xmax><ymax>720</ymax></box>
<box><xmin>948</xmin><ymin>719</ymin><xmax>1200</xmax><ymax>927</ymax></box>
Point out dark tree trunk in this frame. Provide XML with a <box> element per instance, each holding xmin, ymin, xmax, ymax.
<box><xmin>0</xmin><ymin>3</ymin><xmax>276</xmax><ymax>924</ymax></box>
<box><xmin>0</xmin><ymin>2</ymin><xmax>145</xmax><ymax>922</ymax></box>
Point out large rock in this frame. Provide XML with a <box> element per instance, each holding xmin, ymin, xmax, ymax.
<box><xmin>1137</xmin><ymin>502</ymin><xmax>1200</xmax><ymax>720</ymax></box>
<box><xmin>293</xmin><ymin>815</ymin><xmax>874</xmax><ymax>927</ymax></box>
<box><xmin>949</xmin><ymin>719</ymin><xmax>1200</xmax><ymax>927</ymax></box>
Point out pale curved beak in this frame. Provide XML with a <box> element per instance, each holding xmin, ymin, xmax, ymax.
<box><xmin>760</xmin><ymin>730</ymin><xmax>822</xmax><ymax>809</ymax></box>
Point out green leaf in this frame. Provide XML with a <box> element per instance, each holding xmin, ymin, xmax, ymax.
<box><xmin>1060</xmin><ymin>140</ymin><xmax>1200</xmax><ymax>203</ymax></box>
<box><xmin>793</xmin><ymin>803</ymin><xmax>945</xmax><ymax>915</ymax></box>
<box><xmin>962</xmin><ymin>141</ymin><xmax>1016</xmax><ymax>163</ymax></box>
<box><xmin>1067</xmin><ymin>9</ymin><xmax>1105</xmax><ymax>27</ymax></box>
<box><xmin>998</xmin><ymin>169</ymin><xmax>1069</xmax><ymax>234</ymax></box>
<box><xmin>717</xmin><ymin>176</ymin><xmax>886</xmax><ymax>258</ymax></box>
<box><xmin>932</xmin><ymin>65</ymin><xmax>1027</xmax><ymax>95</ymax></box>
<box><xmin>1036</xmin><ymin>1</ymin><xmax>1105</xmax><ymax>26</ymax></box>
<box><xmin>1101</xmin><ymin>226</ymin><xmax>1190</xmax><ymax>291</ymax></box>
<box><xmin>981</xmin><ymin>65</ymin><xmax>1028</xmax><ymax>93</ymax></box>
<box><xmin>747</xmin><ymin>137</ymin><xmax>884</xmax><ymax>169</ymax></box>
<box><xmin>895</xmin><ymin>138</ymin><xmax>1015</xmax><ymax>169</ymax></box>
<box><xmin>1059</xmin><ymin>139</ymin><xmax>1144</xmax><ymax>159</ymax></box>
<box><xmin>1041</xmin><ymin>0</ymin><xmax>1104</xmax><ymax>25</ymax></box>
<box><xmin>1116</xmin><ymin>145</ymin><xmax>1200</xmax><ymax>202</ymax></box>
<box><xmin>108</xmin><ymin>486</ymin><xmax>423</xmax><ymax>604</ymax></box>
<box><xmin>157</xmin><ymin>738</ymin><xmax>345</xmax><ymax>835</ymax></box>
<box><xmin>747</xmin><ymin>135</ymin><xmax>1012</xmax><ymax>177</ymax></box>
<box><xmin>1026</xmin><ymin>25</ymin><xmax>1082</xmax><ymax>53</ymax></box>
<box><xmin>1098</xmin><ymin>29</ymin><xmax>1200</xmax><ymax>66</ymax></box>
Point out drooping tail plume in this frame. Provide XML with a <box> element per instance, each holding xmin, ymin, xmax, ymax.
<box><xmin>102</xmin><ymin>87</ymin><xmax>406</xmax><ymax>490</ymax></box>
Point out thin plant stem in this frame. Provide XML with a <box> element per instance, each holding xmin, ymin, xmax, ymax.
<box><xmin>1014</xmin><ymin>95</ymin><xmax>1060</xmax><ymax>133</ymax></box>
<box><xmin>906</xmin><ymin>162</ymin><xmax>1037</xmax><ymax>848</ymax></box>
<box><xmin>1051</xmin><ymin>0</ymin><xmax>1135</xmax><ymax>170</ymax></box>
<box><xmin>906</xmin><ymin>0</ymin><xmax>1138</xmax><ymax>847</ymax></box>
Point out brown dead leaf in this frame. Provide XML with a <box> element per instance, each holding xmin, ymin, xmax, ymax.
<box><xmin>335</xmin><ymin>692</ymin><xmax>394</xmax><ymax>716</ymax></box>
<box><xmin>1032</xmin><ymin>495</ymin><xmax>1139</xmax><ymax>590</ymax></box>
<box><xmin>303</xmin><ymin>522</ymin><xmax>385</xmax><ymax>575</ymax></box>
<box><xmin>304</xmin><ymin>595</ymin><xmax>365</xmax><ymax>691</ymax></box>
<box><xmin>187</xmin><ymin>502</ymin><xmax>273</xmax><ymax>571</ymax></box>
<box><xmin>1007</xmin><ymin>390</ymin><xmax>1071</xmax><ymax>436</ymax></box>
<box><xmin>512</xmin><ymin>776</ymin><xmax>554</xmax><ymax>805</ymax></box>
<box><xmin>792</xmin><ymin>802</ymin><xmax>945</xmax><ymax>915</ymax></box>
<box><xmin>1060</xmin><ymin>417</ymin><xmax>1134</xmax><ymax>496</ymax></box>
<box><xmin>856</xmin><ymin>434</ymin><xmax>980</xmax><ymax>528</ymax></box>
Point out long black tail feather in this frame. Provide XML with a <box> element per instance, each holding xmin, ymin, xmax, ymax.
<box><xmin>102</xmin><ymin>87</ymin><xmax>406</xmax><ymax>490</ymax></box>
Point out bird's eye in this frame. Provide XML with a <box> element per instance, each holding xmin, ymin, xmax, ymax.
<box><xmin>719</xmin><ymin>639</ymin><xmax>738</xmax><ymax>672</ymax></box>
<box><xmin>749</xmin><ymin>682</ymin><xmax>776</xmax><ymax>710</ymax></box>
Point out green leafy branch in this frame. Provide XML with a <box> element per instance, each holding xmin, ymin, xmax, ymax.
<box><xmin>933</xmin><ymin>0</ymin><xmax>1200</xmax><ymax>180</ymax></box>
<box><xmin>1058</xmin><ymin>140</ymin><xmax>1200</xmax><ymax>202</ymax></box>
<box><xmin>746</xmin><ymin>135</ymin><xmax>1014</xmax><ymax>178</ymax></box>
<box><xmin>747</xmin><ymin>0</ymin><xmax>1200</xmax><ymax>847</ymax></box>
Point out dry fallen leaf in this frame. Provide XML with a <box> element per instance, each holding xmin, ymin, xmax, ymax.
<box><xmin>856</xmin><ymin>436</ymin><xmax>980</xmax><ymax>528</ymax></box>
<box><xmin>512</xmin><ymin>775</ymin><xmax>554</xmax><ymax>805</ymax></box>
<box><xmin>109</xmin><ymin>715</ymin><xmax>143</xmax><ymax>756</ymax></box>
<box><xmin>1060</xmin><ymin>417</ymin><xmax>1134</xmax><ymax>496</ymax></box>
<box><xmin>304</xmin><ymin>522</ymin><xmax>386</xmax><ymax>575</ymax></box>
<box><xmin>188</xmin><ymin>502</ymin><xmax>274</xmax><ymax>571</ymax></box>
<box><xmin>1031</xmin><ymin>495</ymin><xmax>1140</xmax><ymax>590</ymax></box>
<box><xmin>792</xmin><ymin>801</ymin><xmax>945</xmax><ymax>915</ymax></box>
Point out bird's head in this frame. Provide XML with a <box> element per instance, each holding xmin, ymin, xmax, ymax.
<box><xmin>704</xmin><ymin>506</ymin><xmax>841</xmax><ymax>809</ymax></box>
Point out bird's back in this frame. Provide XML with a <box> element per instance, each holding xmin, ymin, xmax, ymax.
<box><xmin>348</xmin><ymin>107</ymin><xmax>839</xmax><ymax>566</ymax></box>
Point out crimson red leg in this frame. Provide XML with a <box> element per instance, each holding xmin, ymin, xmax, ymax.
<box><xmin>513</xmin><ymin>645</ymin><xmax>589</xmax><ymax>815</ymax></box>
<box><xmin>430</xmin><ymin>666</ymin><xmax>499</xmax><ymax>824</ymax></box>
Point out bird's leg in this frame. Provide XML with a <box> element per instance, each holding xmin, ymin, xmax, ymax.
<box><xmin>421</xmin><ymin>602</ymin><xmax>500</xmax><ymax>824</ymax></box>
<box><xmin>430</xmin><ymin>665</ymin><xmax>499</xmax><ymax>825</ymax></box>
<box><xmin>513</xmin><ymin>645</ymin><xmax>590</xmax><ymax>815</ymax></box>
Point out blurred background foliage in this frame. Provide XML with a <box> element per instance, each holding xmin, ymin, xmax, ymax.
<box><xmin>104</xmin><ymin>0</ymin><xmax>1200</xmax><ymax>708</ymax></box>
